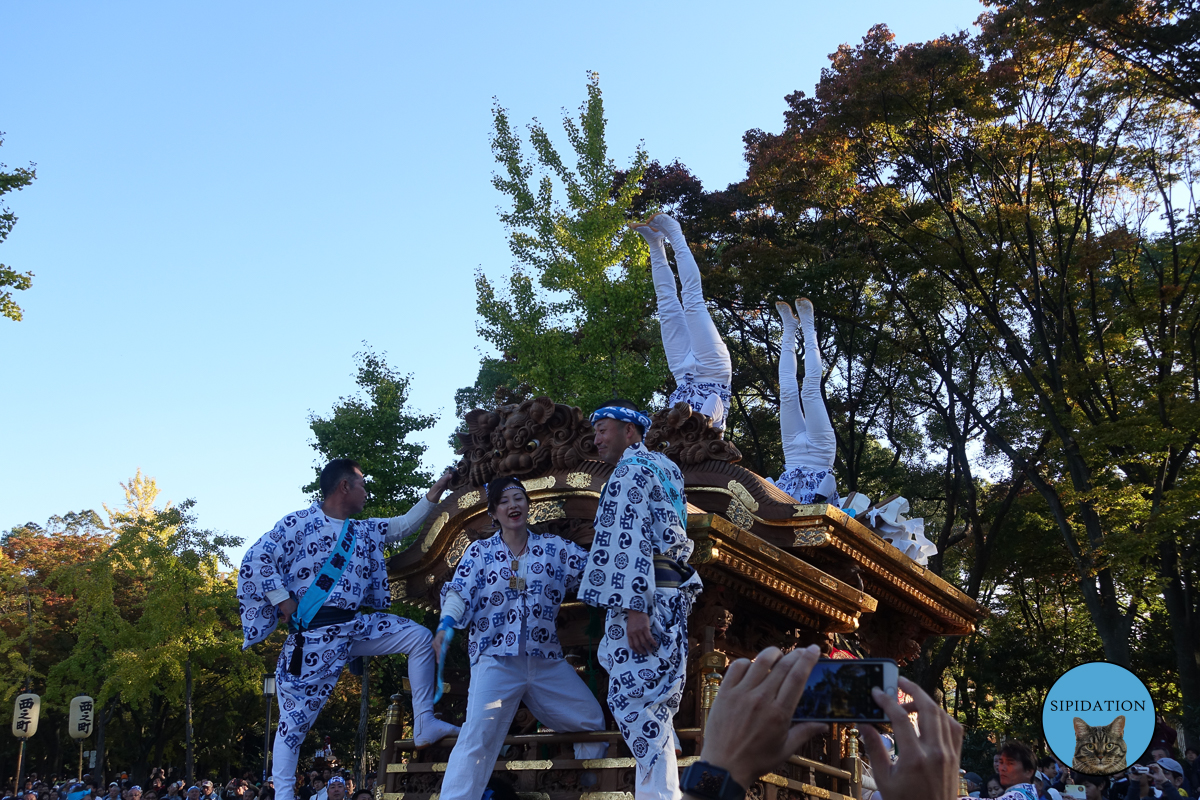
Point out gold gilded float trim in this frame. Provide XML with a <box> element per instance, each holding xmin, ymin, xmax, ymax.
<box><xmin>566</xmin><ymin>472</ymin><xmax>592</xmax><ymax>488</ymax></box>
<box><xmin>726</xmin><ymin>498</ymin><xmax>754</xmax><ymax>530</ymax></box>
<box><xmin>528</xmin><ymin>499</ymin><xmax>566</xmax><ymax>525</ymax></box>
<box><xmin>727</xmin><ymin>480</ymin><xmax>760</xmax><ymax>511</ymax></box>
<box><xmin>756</xmin><ymin>543</ymin><xmax>780</xmax><ymax>561</ymax></box>
<box><xmin>714</xmin><ymin>550</ymin><xmax>857</xmax><ymax>627</ymax></box>
<box><xmin>702</xmin><ymin>568</ymin><xmax>823</xmax><ymax>628</ymax></box>
<box><xmin>457</xmin><ymin>491</ymin><xmax>481</xmax><ymax>509</ymax></box>
<box><xmin>421</xmin><ymin>512</ymin><xmax>449</xmax><ymax>553</ymax></box>
<box><xmin>825</xmin><ymin>535</ymin><xmax>966</xmax><ymax>628</ymax></box>
<box><xmin>446</xmin><ymin>532</ymin><xmax>470</xmax><ymax>568</ymax></box>
<box><xmin>523</xmin><ymin>476</ymin><xmax>557</xmax><ymax>491</ymax></box>
<box><xmin>794</xmin><ymin>528</ymin><xmax>832</xmax><ymax>547</ymax></box>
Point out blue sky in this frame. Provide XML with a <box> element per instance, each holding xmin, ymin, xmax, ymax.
<box><xmin>1</xmin><ymin>1</ymin><xmax>984</xmax><ymax>560</ymax></box>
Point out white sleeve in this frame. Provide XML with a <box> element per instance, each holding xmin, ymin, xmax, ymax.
<box><xmin>816</xmin><ymin>471</ymin><xmax>837</xmax><ymax>502</ymax></box>
<box><xmin>382</xmin><ymin>496</ymin><xmax>436</xmax><ymax>544</ymax></box>
<box><xmin>441</xmin><ymin>589</ymin><xmax>467</xmax><ymax>627</ymax></box>
<box><xmin>265</xmin><ymin>587</ymin><xmax>291</xmax><ymax>607</ymax></box>
<box><xmin>700</xmin><ymin>392</ymin><xmax>723</xmax><ymax>420</ymax></box>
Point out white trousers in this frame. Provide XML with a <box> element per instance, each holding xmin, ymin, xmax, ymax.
<box><xmin>440</xmin><ymin>655</ymin><xmax>608</xmax><ymax>800</ymax></box>
<box><xmin>780</xmin><ymin>311</ymin><xmax>836</xmax><ymax>470</ymax></box>
<box><xmin>646</xmin><ymin>221</ymin><xmax>731</xmax><ymax>386</ymax></box>
<box><xmin>271</xmin><ymin>613</ymin><xmax>436</xmax><ymax>800</ymax></box>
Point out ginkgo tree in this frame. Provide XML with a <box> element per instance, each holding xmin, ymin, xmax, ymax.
<box><xmin>464</xmin><ymin>72</ymin><xmax>671</xmax><ymax>413</ymax></box>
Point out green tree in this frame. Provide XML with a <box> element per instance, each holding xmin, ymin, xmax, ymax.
<box><xmin>0</xmin><ymin>134</ymin><xmax>36</xmax><ymax>322</ymax></box>
<box><xmin>43</xmin><ymin>474</ymin><xmax>263</xmax><ymax>784</ymax></box>
<box><xmin>1002</xmin><ymin>0</ymin><xmax>1200</xmax><ymax>111</ymax></box>
<box><xmin>0</xmin><ymin>512</ymin><xmax>109</xmax><ymax>778</ymax></box>
<box><xmin>738</xmin><ymin>15</ymin><xmax>1200</xmax><ymax>737</ymax></box>
<box><xmin>305</xmin><ymin>347</ymin><xmax>439</xmax><ymax>520</ymax></box>
<box><xmin>463</xmin><ymin>72</ymin><xmax>670</xmax><ymax>413</ymax></box>
<box><xmin>101</xmin><ymin>493</ymin><xmax>248</xmax><ymax>783</ymax></box>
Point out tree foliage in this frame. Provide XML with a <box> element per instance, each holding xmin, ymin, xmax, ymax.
<box><xmin>306</xmin><ymin>347</ymin><xmax>439</xmax><ymax>520</ymax></box>
<box><xmin>1000</xmin><ymin>0</ymin><xmax>1200</xmax><ymax>111</ymax></box>
<box><xmin>727</xmin><ymin>13</ymin><xmax>1200</xmax><ymax>738</ymax></box>
<box><xmin>0</xmin><ymin>133</ymin><xmax>36</xmax><ymax>322</ymax></box>
<box><xmin>462</xmin><ymin>72</ymin><xmax>671</xmax><ymax>413</ymax></box>
<box><xmin>1</xmin><ymin>475</ymin><xmax>265</xmax><ymax>786</ymax></box>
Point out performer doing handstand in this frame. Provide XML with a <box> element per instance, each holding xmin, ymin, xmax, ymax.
<box><xmin>773</xmin><ymin>299</ymin><xmax>839</xmax><ymax>505</ymax></box>
<box><xmin>238</xmin><ymin>459</ymin><xmax>461</xmax><ymax>800</ymax></box>
<box><xmin>583</xmin><ymin>401</ymin><xmax>702</xmax><ymax>800</ymax></box>
<box><xmin>434</xmin><ymin>476</ymin><xmax>608</xmax><ymax>800</ymax></box>
<box><xmin>631</xmin><ymin>214</ymin><xmax>732</xmax><ymax>434</ymax></box>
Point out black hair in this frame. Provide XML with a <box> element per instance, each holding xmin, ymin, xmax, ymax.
<box><xmin>1078</xmin><ymin>774</ymin><xmax>1108</xmax><ymax>790</ymax></box>
<box><xmin>597</xmin><ymin>397</ymin><xmax>646</xmax><ymax>436</ymax></box>
<box><xmin>320</xmin><ymin>458</ymin><xmax>362</xmax><ymax>499</ymax></box>
<box><xmin>486</xmin><ymin>476</ymin><xmax>527</xmax><ymax>513</ymax></box>
<box><xmin>1038</xmin><ymin>756</ymin><xmax>1057</xmax><ymax>770</ymax></box>
<box><xmin>999</xmin><ymin>740</ymin><xmax>1036</xmax><ymax>772</ymax></box>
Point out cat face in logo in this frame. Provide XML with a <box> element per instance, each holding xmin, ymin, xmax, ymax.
<box><xmin>1072</xmin><ymin>715</ymin><xmax>1127</xmax><ymax>775</ymax></box>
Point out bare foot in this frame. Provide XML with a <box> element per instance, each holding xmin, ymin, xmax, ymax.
<box><xmin>646</xmin><ymin>212</ymin><xmax>683</xmax><ymax>239</ymax></box>
<box><xmin>630</xmin><ymin>220</ymin><xmax>666</xmax><ymax>245</ymax></box>
<box><xmin>795</xmin><ymin>298</ymin><xmax>815</xmax><ymax>328</ymax></box>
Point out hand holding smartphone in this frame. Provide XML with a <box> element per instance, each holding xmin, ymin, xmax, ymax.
<box><xmin>792</xmin><ymin>657</ymin><xmax>899</xmax><ymax>723</ymax></box>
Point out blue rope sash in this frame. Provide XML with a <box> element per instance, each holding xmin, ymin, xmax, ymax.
<box><xmin>287</xmin><ymin>517</ymin><xmax>357</xmax><ymax>675</ymax></box>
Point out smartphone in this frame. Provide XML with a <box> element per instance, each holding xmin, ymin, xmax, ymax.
<box><xmin>792</xmin><ymin>657</ymin><xmax>899</xmax><ymax>723</ymax></box>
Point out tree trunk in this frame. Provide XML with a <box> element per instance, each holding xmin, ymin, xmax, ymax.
<box><xmin>51</xmin><ymin>720</ymin><xmax>64</xmax><ymax>780</ymax></box>
<box><xmin>95</xmin><ymin>701</ymin><xmax>116</xmax><ymax>787</ymax></box>
<box><xmin>357</xmin><ymin>658</ymin><xmax>370</xmax><ymax>785</ymax></box>
<box><xmin>185</xmin><ymin>655</ymin><xmax>194</xmax><ymax>784</ymax></box>
<box><xmin>1160</xmin><ymin>536</ymin><xmax>1200</xmax><ymax>745</ymax></box>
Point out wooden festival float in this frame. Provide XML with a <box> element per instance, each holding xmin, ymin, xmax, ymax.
<box><xmin>375</xmin><ymin>398</ymin><xmax>983</xmax><ymax>800</ymax></box>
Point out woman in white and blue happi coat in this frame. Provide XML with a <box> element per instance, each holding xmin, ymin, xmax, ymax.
<box><xmin>772</xmin><ymin>298</ymin><xmax>839</xmax><ymax>505</ymax></box>
<box><xmin>434</xmin><ymin>476</ymin><xmax>608</xmax><ymax>800</ymax></box>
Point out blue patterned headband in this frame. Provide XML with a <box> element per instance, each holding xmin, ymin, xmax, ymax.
<box><xmin>591</xmin><ymin>406</ymin><xmax>652</xmax><ymax>434</ymax></box>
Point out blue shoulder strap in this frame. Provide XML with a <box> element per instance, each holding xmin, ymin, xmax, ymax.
<box><xmin>293</xmin><ymin>517</ymin><xmax>356</xmax><ymax>630</ymax></box>
<box><xmin>618</xmin><ymin>453</ymin><xmax>687</xmax><ymax>524</ymax></box>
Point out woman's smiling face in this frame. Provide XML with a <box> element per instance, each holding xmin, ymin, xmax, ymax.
<box><xmin>494</xmin><ymin>486</ymin><xmax>529</xmax><ymax>532</ymax></box>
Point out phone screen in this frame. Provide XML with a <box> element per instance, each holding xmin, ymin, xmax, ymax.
<box><xmin>793</xmin><ymin>660</ymin><xmax>888</xmax><ymax>721</ymax></box>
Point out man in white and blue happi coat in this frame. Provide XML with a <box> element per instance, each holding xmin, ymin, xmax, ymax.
<box><xmin>433</xmin><ymin>476</ymin><xmax>608</xmax><ymax>800</ymax></box>
<box><xmin>237</xmin><ymin>459</ymin><xmax>460</xmax><ymax>800</ymax></box>
<box><xmin>583</xmin><ymin>403</ymin><xmax>703</xmax><ymax>800</ymax></box>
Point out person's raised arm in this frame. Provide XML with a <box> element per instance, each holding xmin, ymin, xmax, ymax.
<box><xmin>382</xmin><ymin>470</ymin><xmax>455</xmax><ymax>544</ymax></box>
<box><xmin>861</xmin><ymin>676</ymin><xmax>964</xmax><ymax>800</ymax></box>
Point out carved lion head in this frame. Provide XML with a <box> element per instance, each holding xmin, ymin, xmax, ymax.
<box><xmin>452</xmin><ymin>397</ymin><xmax>598</xmax><ymax>487</ymax></box>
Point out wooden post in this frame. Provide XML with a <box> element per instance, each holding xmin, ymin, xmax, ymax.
<box><xmin>844</xmin><ymin>726</ymin><xmax>861</xmax><ymax>799</ymax></box>
<box><xmin>699</xmin><ymin>672</ymin><xmax>722</xmax><ymax>753</ymax></box>
<box><xmin>376</xmin><ymin>694</ymin><xmax>404</xmax><ymax>797</ymax></box>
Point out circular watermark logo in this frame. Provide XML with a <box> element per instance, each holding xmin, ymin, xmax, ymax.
<box><xmin>1041</xmin><ymin>662</ymin><xmax>1155</xmax><ymax>776</ymax></box>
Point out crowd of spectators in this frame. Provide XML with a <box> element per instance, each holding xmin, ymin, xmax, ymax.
<box><xmin>1</xmin><ymin>652</ymin><xmax>1193</xmax><ymax>800</ymax></box>
<box><xmin>961</xmin><ymin>738</ymin><xmax>1199</xmax><ymax>800</ymax></box>
<box><xmin>0</xmin><ymin>766</ymin><xmax>377</xmax><ymax>800</ymax></box>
